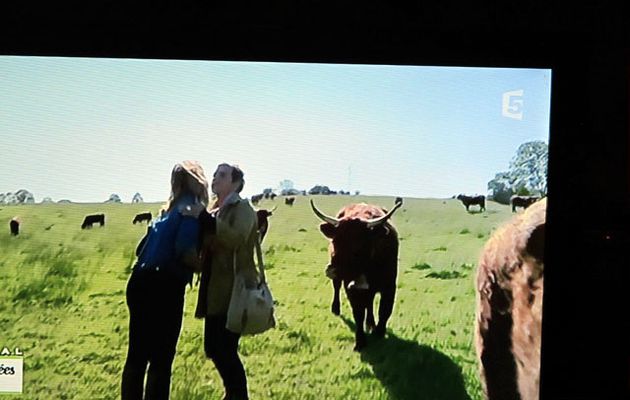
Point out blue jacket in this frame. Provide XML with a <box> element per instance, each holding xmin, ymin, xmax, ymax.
<box><xmin>135</xmin><ymin>194</ymin><xmax>200</xmax><ymax>285</ymax></box>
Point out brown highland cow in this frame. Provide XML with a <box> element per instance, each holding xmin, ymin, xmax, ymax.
<box><xmin>475</xmin><ymin>197</ymin><xmax>546</xmax><ymax>400</ymax></box>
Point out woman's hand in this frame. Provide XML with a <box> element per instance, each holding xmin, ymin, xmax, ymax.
<box><xmin>181</xmin><ymin>203</ymin><xmax>206</xmax><ymax>218</ymax></box>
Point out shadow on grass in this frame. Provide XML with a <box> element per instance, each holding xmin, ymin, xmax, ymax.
<box><xmin>342</xmin><ymin>316</ymin><xmax>472</xmax><ymax>400</ymax></box>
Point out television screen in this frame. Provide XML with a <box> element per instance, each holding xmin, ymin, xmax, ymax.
<box><xmin>1</xmin><ymin>56</ymin><xmax>552</xmax><ymax>399</ymax></box>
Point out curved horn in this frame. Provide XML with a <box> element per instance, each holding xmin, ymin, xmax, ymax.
<box><xmin>269</xmin><ymin>206</ymin><xmax>278</xmax><ymax>214</ymax></box>
<box><xmin>310</xmin><ymin>199</ymin><xmax>340</xmax><ymax>227</ymax></box>
<box><xmin>366</xmin><ymin>201</ymin><xmax>403</xmax><ymax>228</ymax></box>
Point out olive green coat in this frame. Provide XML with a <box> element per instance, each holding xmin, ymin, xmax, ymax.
<box><xmin>196</xmin><ymin>193</ymin><xmax>259</xmax><ymax>317</ymax></box>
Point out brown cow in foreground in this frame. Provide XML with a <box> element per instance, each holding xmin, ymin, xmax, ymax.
<box><xmin>311</xmin><ymin>199</ymin><xmax>401</xmax><ymax>351</ymax></box>
<box><xmin>475</xmin><ymin>197</ymin><xmax>546</xmax><ymax>400</ymax></box>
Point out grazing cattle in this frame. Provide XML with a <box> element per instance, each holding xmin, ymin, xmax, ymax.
<box><xmin>9</xmin><ymin>217</ymin><xmax>19</xmax><ymax>236</ymax></box>
<box><xmin>311</xmin><ymin>199</ymin><xmax>401</xmax><ymax>351</ymax></box>
<box><xmin>457</xmin><ymin>194</ymin><xmax>486</xmax><ymax>212</ymax></box>
<box><xmin>511</xmin><ymin>195</ymin><xmax>540</xmax><ymax>212</ymax></box>
<box><xmin>132</xmin><ymin>212</ymin><xmax>152</xmax><ymax>224</ymax></box>
<box><xmin>475</xmin><ymin>197</ymin><xmax>546</xmax><ymax>400</ymax></box>
<box><xmin>270</xmin><ymin>193</ymin><xmax>277</xmax><ymax>200</ymax></box>
<box><xmin>256</xmin><ymin>206</ymin><xmax>276</xmax><ymax>242</ymax></box>
<box><xmin>285</xmin><ymin>197</ymin><xmax>295</xmax><ymax>206</ymax></box>
<box><xmin>251</xmin><ymin>194</ymin><xmax>264</xmax><ymax>205</ymax></box>
<box><xmin>81</xmin><ymin>213</ymin><xmax>105</xmax><ymax>229</ymax></box>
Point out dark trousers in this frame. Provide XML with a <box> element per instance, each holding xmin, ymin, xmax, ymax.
<box><xmin>204</xmin><ymin>315</ymin><xmax>248</xmax><ymax>400</ymax></box>
<box><xmin>121</xmin><ymin>269</ymin><xmax>186</xmax><ymax>400</ymax></box>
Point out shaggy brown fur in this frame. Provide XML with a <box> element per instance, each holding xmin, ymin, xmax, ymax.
<box><xmin>475</xmin><ymin>197</ymin><xmax>546</xmax><ymax>400</ymax></box>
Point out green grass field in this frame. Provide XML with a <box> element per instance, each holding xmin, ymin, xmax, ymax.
<box><xmin>0</xmin><ymin>196</ymin><xmax>518</xmax><ymax>399</ymax></box>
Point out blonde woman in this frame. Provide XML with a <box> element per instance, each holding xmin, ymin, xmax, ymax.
<box><xmin>121</xmin><ymin>161</ymin><xmax>208</xmax><ymax>400</ymax></box>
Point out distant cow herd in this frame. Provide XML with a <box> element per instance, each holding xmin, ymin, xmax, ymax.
<box><xmin>6</xmin><ymin>193</ymin><xmax>545</xmax><ymax>399</ymax></box>
<box><xmin>251</xmin><ymin>192</ymin><xmax>277</xmax><ymax>205</ymax></box>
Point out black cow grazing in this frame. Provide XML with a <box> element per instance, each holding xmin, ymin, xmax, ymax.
<box><xmin>285</xmin><ymin>197</ymin><xmax>296</xmax><ymax>206</ymax></box>
<box><xmin>456</xmin><ymin>194</ymin><xmax>486</xmax><ymax>212</ymax></box>
<box><xmin>311</xmin><ymin>199</ymin><xmax>402</xmax><ymax>351</ymax></box>
<box><xmin>9</xmin><ymin>217</ymin><xmax>19</xmax><ymax>236</ymax></box>
<box><xmin>132</xmin><ymin>212</ymin><xmax>152</xmax><ymax>224</ymax></box>
<box><xmin>476</xmin><ymin>198</ymin><xmax>546</xmax><ymax>400</ymax></box>
<box><xmin>270</xmin><ymin>193</ymin><xmax>277</xmax><ymax>200</ymax></box>
<box><xmin>251</xmin><ymin>194</ymin><xmax>264</xmax><ymax>205</ymax></box>
<box><xmin>256</xmin><ymin>206</ymin><xmax>277</xmax><ymax>243</ymax></box>
<box><xmin>81</xmin><ymin>214</ymin><xmax>105</xmax><ymax>229</ymax></box>
<box><xmin>510</xmin><ymin>195</ymin><xmax>540</xmax><ymax>212</ymax></box>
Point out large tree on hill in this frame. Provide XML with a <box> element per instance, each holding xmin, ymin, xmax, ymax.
<box><xmin>487</xmin><ymin>141</ymin><xmax>548</xmax><ymax>204</ymax></box>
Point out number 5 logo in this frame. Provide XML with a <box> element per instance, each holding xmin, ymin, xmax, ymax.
<box><xmin>502</xmin><ymin>89</ymin><xmax>524</xmax><ymax>120</ymax></box>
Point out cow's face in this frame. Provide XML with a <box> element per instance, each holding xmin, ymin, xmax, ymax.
<box><xmin>321</xmin><ymin>219</ymin><xmax>386</xmax><ymax>280</ymax></box>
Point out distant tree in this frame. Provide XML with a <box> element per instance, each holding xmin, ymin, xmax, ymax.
<box><xmin>132</xmin><ymin>192</ymin><xmax>144</xmax><ymax>203</ymax></box>
<box><xmin>487</xmin><ymin>141</ymin><xmax>548</xmax><ymax>204</ymax></box>
<box><xmin>279</xmin><ymin>180</ymin><xmax>294</xmax><ymax>191</ymax></box>
<box><xmin>106</xmin><ymin>194</ymin><xmax>122</xmax><ymax>203</ymax></box>
<box><xmin>282</xmin><ymin>188</ymin><xmax>300</xmax><ymax>196</ymax></box>
<box><xmin>309</xmin><ymin>185</ymin><xmax>331</xmax><ymax>195</ymax></box>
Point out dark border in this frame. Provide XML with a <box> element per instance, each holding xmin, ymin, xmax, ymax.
<box><xmin>2</xmin><ymin>3</ymin><xmax>629</xmax><ymax>399</ymax></box>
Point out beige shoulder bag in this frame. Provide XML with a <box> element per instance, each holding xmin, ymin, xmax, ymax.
<box><xmin>226</xmin><ymin>233</ymin><xmax>276</xmax><ymax>335</ymax></box>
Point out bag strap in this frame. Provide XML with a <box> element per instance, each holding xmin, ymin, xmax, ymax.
<box><xmin>231</xmin><ymin>225</ymin><xmax>267</xmax><ymax>285</ymax></box>
<box><xmin>254</xmin><ymin>232</ymin><xmax>266</xmax><ymax>284</ymax></box>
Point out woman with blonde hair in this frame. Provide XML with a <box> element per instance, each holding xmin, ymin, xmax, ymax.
<box><xmin>121</xmin><ymin>160</ymin><xmax>208</xmax><ymax>400</ymax></box>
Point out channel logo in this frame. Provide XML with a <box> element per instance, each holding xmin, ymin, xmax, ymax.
<box><xmin>502</xmin><ymin>89</ymin><xmax>524</xmax><ymax>120</ymax></box>
<box><xmin>0</xmin><ymin>347</ymin><xmax>23</xmax><ymax>394</ymax></box>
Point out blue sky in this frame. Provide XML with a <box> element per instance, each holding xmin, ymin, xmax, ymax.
<box><xmin>0</xmin><ymin>56</ymin><xmax>551</xmax><ymax>203</ymax></box>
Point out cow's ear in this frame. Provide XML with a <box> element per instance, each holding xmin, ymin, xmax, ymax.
<box><xmin>320</xmin><ymin>223</ymin><xmax>337</xmax><ymax>238</ymax></box>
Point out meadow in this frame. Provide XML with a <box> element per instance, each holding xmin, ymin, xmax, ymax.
<box><xmin>0</xmin><ymin>195</ymin><xmax>519</xmax><ymax>399</ymax></box>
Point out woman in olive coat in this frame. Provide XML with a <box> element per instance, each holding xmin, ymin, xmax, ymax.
<box><xmin>186</xmin><ymin>163</ymin><xmax>258</xmax><ymax>400</ymax></box>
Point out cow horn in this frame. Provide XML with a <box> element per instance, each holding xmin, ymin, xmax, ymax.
<box><xmin>269</xmin><ymin>206</ymin><xmax>277</xmax><ymax>213</ymax></box>
<box><xmin>366</xmin><ymin>201</ymin><xmax>403</xmax><ymax>228</ymax></box>
<box><xmin>310</xmin><ymin>199</ymin><xmax>340</xmax><ymax>227</ymax></box>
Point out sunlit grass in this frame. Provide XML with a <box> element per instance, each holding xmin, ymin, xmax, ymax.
<box><xmin>0</xmin><ymin>197</ymin><xmax>516</xmax><ymax>399</ymax></box>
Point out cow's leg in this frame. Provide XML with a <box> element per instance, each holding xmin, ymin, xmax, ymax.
<box><xmin>373</xmin><ymin>286</ymin><xmax>395</xmax><ymax>338</ymax></box>
<box><xmin>331</xmin><ymin>277</ymin><xmax>342</xmax><ymax>316</ymax></box>
<box><xmin>365</xmin><ymin>290</ymin><xmax>376</xmax><ymax>333</ymax></box>
<box><xmin>347</xmin><ymin>289</ymin><xmax>368</xmax><ymax>351</ymax></box>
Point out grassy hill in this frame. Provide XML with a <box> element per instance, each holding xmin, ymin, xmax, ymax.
<box><xmin>0</xmin><ymin>196</ymin><xmax>518</xmax><ymax>399</ymax></box>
